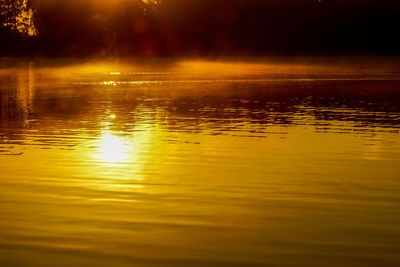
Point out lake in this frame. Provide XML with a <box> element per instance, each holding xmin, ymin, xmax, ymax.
<box><xmin>1</xmin><ymin>58</ymin><xmax>400</xmax><ymax>266</ymax></box>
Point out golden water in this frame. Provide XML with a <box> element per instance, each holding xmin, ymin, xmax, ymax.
<box><xmin>1</xmin><ymin>59</ymin><xmax>400</xmax><ymax>266</ymax></box>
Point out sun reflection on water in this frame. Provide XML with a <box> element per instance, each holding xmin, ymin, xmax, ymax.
<box><xmin>103</xmin><ymin>81</ymin><xmax>117</xmax><ymax>86</ymax></box>
<box><xmin>95</xmin><ymin>132</ymin><xmax>131</xmax><ymax>165</ymax></box>
<box><xmin>1</xmin><ymin>61</ymin><xmax>400</xmax><ymax>266</ymax></box>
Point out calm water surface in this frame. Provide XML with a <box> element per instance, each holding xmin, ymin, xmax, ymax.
<box><xmin>1</xmin><ymin>59</ymin><xmax>400</xmax><ymax>266</ymax></box>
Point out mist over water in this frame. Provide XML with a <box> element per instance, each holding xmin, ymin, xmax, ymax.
<box><xmin>1</xmin><ymin>59</ymin><xmax>400</xmax><ymax>266</ymax></box>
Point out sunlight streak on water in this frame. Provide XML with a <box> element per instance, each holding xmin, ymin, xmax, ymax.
<box><xmin>1</xmin><ymin>60</ymin><xmax>400</xmax><ymax>266</ymax></box>
<box><xmin>95</xmin><ymin>132</ymin><xmax>131</xmax><ymax>164</ymax></box>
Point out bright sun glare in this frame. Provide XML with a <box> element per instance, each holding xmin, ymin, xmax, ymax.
<box><xmin>96</xmin><ymin>133</ymin><xmax>130</xmax><ymax>164</ymax></box>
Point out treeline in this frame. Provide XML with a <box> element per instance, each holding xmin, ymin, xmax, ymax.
<box><xmin>1</xmin><ymin>0</ymin><xmax>400</xmax><ymax>56</ymax></box>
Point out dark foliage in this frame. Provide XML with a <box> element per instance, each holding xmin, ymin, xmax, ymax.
<box><xmin>1</xmin><ymin>0</ymin><xmax>400</xmax><ymax>56</ymax></box>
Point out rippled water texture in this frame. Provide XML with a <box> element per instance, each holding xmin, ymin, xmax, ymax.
<box><xmin>1</xmin><ymin>59</ymin><xmax>400</xmax><ymax>266</ymax></box>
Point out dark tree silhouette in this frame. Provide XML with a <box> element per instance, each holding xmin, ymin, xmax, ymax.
<box><xmin>1</xmin><ymin>0</ymin><xmax>400</xmax><ymax>56</ymax></box>
<box><xmin>0</xmin><ymin>0</ymin><xmax>35</xmax><ymax>35</ymax></box>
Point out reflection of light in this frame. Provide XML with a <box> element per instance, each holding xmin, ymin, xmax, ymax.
<box><xmin>96</xmin><ymin>133</ymin><xmax>130</xmax><ymax>164</ymax></box>
<box><xmin>103</xmin><ymin>81</ymin><xmax>117</xmax><ymax>86</ymax></box>
<box><xmin>16</xmin><ymin>63</ymin><xmax>34</xmax><ymax>123</ymax></box>
<box><xmin>142</xmin><ymin>0</ymin><xmax>160</xmax><ymax>4</ymax></box>
<box><xmin>363</xmin><ymin>137</ymin><xmax>383</xmax><ymax>161</ymax></box>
